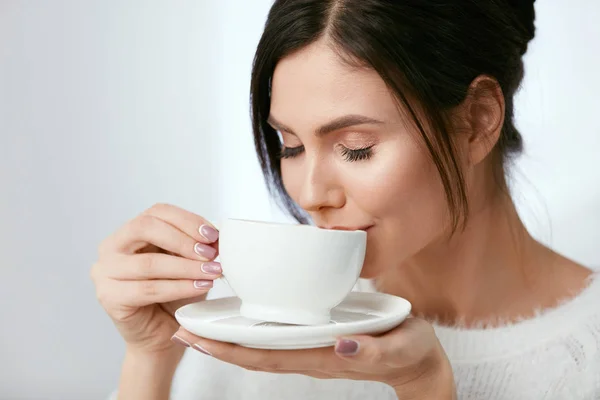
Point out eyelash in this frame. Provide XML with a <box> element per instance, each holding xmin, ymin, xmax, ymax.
<box><xmin>279</xmin><ymin>145</ymin><xmax>374</xmax><ymax>162</ymax></box>
<box><xmin>279</xmin><ymin>145</ymin><xmax>305</xmax><ymax>159</ymax></box>
<box><xmin>340</xmin><ymin>146</ymin><xmax>374</xmax><ymax>162</ymax></box>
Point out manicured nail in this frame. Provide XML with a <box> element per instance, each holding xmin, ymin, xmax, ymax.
<box><xmin>171</xmin><ymin>334</ymin><xmax>190</xmax><ymax>347</ymax></box>
<box><xmin>201</xmin><ymin>261</ymin><xmax>222</xmax><ymax>275</ymax></box>
<box><xmin>192</xmin><ymin>343</ymin><xmax>212</xmax><ymax>356</ymax></box>
<box><xmin>193</xmin><ymin>280</ymin><xmax>213</xmax><ymax>289</ymax></box>
<box><xmin>194</xmin><ymin>242</ymin><xmax>217</xmax><ymax>259</ymax></box>
<box><xmin>199</xmin><ymin>224</ymin><xmax>219</xmax><ymax>243</ymax></box>
<box><xmin>335</xmin><ymin>339</ymin><xmax>359</xmax><ymax>356</ymax></box>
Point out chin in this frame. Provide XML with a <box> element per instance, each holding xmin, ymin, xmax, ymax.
<box><xmin>358</xmin><ymin>259</ymin><xmax>382</xmax><ymax>279</ymax></box>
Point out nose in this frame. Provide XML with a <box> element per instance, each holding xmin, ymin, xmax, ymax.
<box><xmin>296</xmin><ymin>157</ymin><xmax>345</xmax><ymax>213</ymax></box>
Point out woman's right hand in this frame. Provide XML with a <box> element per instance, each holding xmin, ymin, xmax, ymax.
<box><xmin>91</xmin><ymin>203</ymin><xmax>222</xmax><ymax>354</ymax></box>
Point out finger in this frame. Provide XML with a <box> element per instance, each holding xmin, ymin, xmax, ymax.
<box><xmin>170</xmin><ymin>330</ymin><xmax>357</xmax><ymax>380</ymax></box>
<box><xmin>173</xmin><ymin>328</ymin><xmax>341</xmax><ymax>372</ymax></box>
<box><xmin>104</xmin><ymin>279</ymin><xmax>214</xmax><ymax>308</ymax></box>
<box><xmin>103</xmin><ymin>253</ymin><xmax>222</xmax><ymax>281</ymax></box>
<box><xmin>143</xmin><ymin>203</ymin><xmax>219</xmax><ymax>244</ymax></box>
<box><xmin>334</xmin><ymin>318</ymin><xmax>433</xmax><ymax>367</ymax></box>
<box><xmin>237</xmin><ymin>365</ymin><xmax>334</xmax><ymax>379</ymax></box>
<box><xmin>334</xmin><ymin>335</ymin><xmax>383</xmax><ymax>366</ymax></box>
<box><xmin>100</xmin><ymin>214</ymin><xmax>217</xmax><ymax>260</ymax></box>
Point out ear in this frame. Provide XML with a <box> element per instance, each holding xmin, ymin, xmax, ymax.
<box><xmin>456</xmin><ymin>75</ymin><xmax>505</xmax><ymax>166</ymax></box>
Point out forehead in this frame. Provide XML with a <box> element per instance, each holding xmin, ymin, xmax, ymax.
<box><xmin>270</xmin><ymin>40</ymin><xmax>401</xmax><ymax>128</ymax></box>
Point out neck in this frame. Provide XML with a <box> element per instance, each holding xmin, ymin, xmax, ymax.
<box><xmin>376</xmin><ymin>192</ymin><xmax>566</xmax><ymax>327</ymax></box>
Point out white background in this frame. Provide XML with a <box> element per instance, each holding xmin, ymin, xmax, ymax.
<box><xmin>0</xmin><ymin>1</ymin><xmax>598</xmax><ymax>399</ymax></box>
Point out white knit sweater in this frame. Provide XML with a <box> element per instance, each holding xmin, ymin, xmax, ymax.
<box><xmin>111</xmin><ymin>272</ymin><xmax>600</xmax><ymax>399</ymax></box>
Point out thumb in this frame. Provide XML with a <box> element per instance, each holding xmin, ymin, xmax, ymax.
<box><xmin>334</xmin><ymin>335</ymin><xmax>386</xmax><ymax>365</ymax></box>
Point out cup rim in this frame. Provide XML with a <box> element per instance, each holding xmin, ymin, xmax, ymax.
<box><xmin>221</xmin><ymin>218</ymin><xmax>367</xmax><ymax>236</ymax></box>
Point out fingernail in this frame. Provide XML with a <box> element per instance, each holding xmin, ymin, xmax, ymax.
<box><xmin>194</xmin><ymin>242</ymin><xmax>217</xmax><ymax>259</ymax></box>
<box><xmin>171</xmin><ymin>334</ymin><xmax>190</xmax><ymax>347</ymax></box>
<box><xmin>201</xmin><ymin>261</ymin><xmax>222</xmax><ymax>275</ymax></box>
<box><xmin>193</xmin><ymin>280</ymin><xmax>213</xmax><ymax>289</ymax></box>
<box><xmin>192</xmin><ymin>343</ymin><xmax>212</xmax><ymax>356</ymax></box>
<box><xmin>335</xmin><ymin>339</ymin><xmax>359</xmax><ymax>356</ymax></box>
<box><xmin>199</xmin><ymin>224</ymin><xmax>219</xmax><ymax>243</ymax></box>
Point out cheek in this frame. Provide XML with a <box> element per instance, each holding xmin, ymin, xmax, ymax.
<box><xmin>345</xmin><ymin>138</ymin><xmax>449</xmax><ymax>275</ymax></box>
<box><xmin>280</xmin><ymin>161</ymin><xmax>300</xmax><ymax>200</ymax></box>
<box><xmin>278</xmin><ymin>137</ymin><xmax>450</xmax><ymax>277</ymax></box>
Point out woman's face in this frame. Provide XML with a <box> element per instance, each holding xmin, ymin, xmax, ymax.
<box><xmin>269</xmin><ymin>40</ymin><xmax>450</xmax><ymax>278</ymax></box>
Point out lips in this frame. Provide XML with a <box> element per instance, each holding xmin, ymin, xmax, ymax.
<box><xmin>324</xmin><ymin>225</ymin><xmax>373</xmax><ymax>232</ymax></box>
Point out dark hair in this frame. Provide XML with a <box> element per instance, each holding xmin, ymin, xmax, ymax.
<box><xmin>250</xmin><ymin>0</ymin><xmax>536</xmax><ymax>231</ymax></box>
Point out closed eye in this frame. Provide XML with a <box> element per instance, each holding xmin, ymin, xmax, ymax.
<box><xmin>279</xmin><ymin>145</ymin><xmax>305</xmax><ymax>159</ymax></box>
<box><xmin>279</xmin><ymin>144</ymin><xmax>374</xmax><ymax>161</ymax></box>
<box><xmin>340</xmin><ymin>145</ymin><xmax>374</xmax><ymax>162</ymax></box>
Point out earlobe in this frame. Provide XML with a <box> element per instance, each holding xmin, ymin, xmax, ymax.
<box><xmin>465</xmin><ymin>75</ymin><xmax>505</xmax><ymax>165</ymax></box>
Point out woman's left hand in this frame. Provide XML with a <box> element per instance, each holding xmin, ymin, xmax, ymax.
<box><xmin>172</xmin><ymin>317</ymin><xmax>456</xmax><ymax>399</ymax></box>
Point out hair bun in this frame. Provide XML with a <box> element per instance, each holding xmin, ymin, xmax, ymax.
<box><xmin>506</xmin><ymin>0</ymin><xmax>536</xmax><ymax>54</ymax></box>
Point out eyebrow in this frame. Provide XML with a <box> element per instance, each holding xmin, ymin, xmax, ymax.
<box><xmin>267</xmin><ymin>114</ymin><xmax>384</xmax><ymax>137</ymax></box>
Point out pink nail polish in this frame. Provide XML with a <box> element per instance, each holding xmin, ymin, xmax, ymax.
<box><xmin>335</xmin><ymin>339</ymin><xmax>359</xmax><ymax>356</ymax></box>
<box><xmin>194</xmin><ymin>242</ymin><xmax>217</xmax><ymax>259</ymax></box>
<box><xmin>199</xmin><ymin>224</ymin><xmax>219</xmax><ymax>242</ymax></box>
<box><xmin>201</xmin><ymin>262</ymin><xmax>222</xmax><ymax>275</ymax></box>
<box><xmin>193</xmin><ymin>343</ymin><xmax>212</xmax><ymax>356</ymax></box>
<box><xmin>171</xmin><ymin>335</ymin><xmax>190</xmax><ymax>347</ymax></box>
<box><xmin>193</xmin><ymin>280</ymin><xmax>213</xmax><ymax>289</ymax></box>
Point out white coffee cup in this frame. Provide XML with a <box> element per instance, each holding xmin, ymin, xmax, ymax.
<box><xmin>218</xmin><ymin>218</ymin><xmax>367</xmax><ymax>325</ymax></box>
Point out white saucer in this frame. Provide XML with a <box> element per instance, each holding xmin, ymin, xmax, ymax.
<box><xmin>175</xmin><ymin>292</ymin><xmax>412</xmax><ymax>349</ymax></box>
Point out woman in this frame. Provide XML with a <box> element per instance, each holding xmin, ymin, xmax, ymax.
<box><xmin>92</xmin><ymin>0</ymin><xmax>600</xmax><ymax>399</ymax></box>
